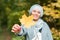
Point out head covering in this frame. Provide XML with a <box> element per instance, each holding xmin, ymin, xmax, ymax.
<box><xmin>29</xmin><ymin>4</ymin><xmax>43</xmax><ymax>17</ymax></box>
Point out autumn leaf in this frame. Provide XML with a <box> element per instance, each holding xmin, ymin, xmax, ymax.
<box><xmin>19</xmin><ymin>14</ymin><xmax>36</xmax><ymax>28</ymax></box>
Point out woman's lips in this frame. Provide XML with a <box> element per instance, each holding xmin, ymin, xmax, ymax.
<box><xmin>33</xmin><ymin>15</ymin><xmax>38</xmax><ymax>18</ymax></box>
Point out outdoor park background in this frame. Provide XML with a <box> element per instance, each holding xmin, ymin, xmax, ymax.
<box><xmin>0</xmin><ymin>0</ymin><xmax>60</xmax><ymax>40</ymax></box>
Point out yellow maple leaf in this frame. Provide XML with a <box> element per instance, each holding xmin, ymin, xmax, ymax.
<box><xmin>19</xmin><ymin>14</ymin><xmax>27</xmax><ymax>25</ymax></box>
<box><xmin>19</xmin><ymin>14</ymin><xmax>36</xmax><ymax>28</ymax></box>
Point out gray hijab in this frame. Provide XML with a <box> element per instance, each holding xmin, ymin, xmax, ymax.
<box><xmin>29</xmin><ymin>4</ymin><xmax>43</xmax><ymax>17</ymax></box>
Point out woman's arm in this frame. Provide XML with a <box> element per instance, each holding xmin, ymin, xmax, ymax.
<box><xmin>18</xmin><ymin>25</ymin><xmax>27</xmax><ymax>36</ymax></box>
<box><xmin>43</xmin><ymin>22</ymin><xmax>53</xmax><ymax>40</ymax></box>
<box><xmin>11</xmin><ymin>24</ymin><xmax>27</xmax><ymax>36</ymax></box>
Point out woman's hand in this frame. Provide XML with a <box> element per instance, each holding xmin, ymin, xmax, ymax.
<box><xmin>11</xmin><ymin>24</ymin><xmax>21</xmax><ymax>34</ymax></box>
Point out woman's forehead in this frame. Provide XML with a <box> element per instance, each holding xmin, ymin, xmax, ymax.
<box><xmin>32</xmin><ymin>8</ymin><xmax>40</xmax><ymax>12</ymax></box>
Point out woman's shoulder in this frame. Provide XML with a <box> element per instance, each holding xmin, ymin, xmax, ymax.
<box><xmin>38</xmin><ymin>19</ymin><xmax>50</xmax><ymax>29</ymax></box>
<box><xmin>39</xmin><ymin>19</ymin><xmax>49</xmax><ymax>26</ymax></box>
<box><xmin>38</xmin><ymin>19</ymin><xmax>48</xmax><ymax>25</ymax></box>
<box><xmin>41</xmin><ymin>19</ymin><xmax>51</xmax><ymax>32</ymax></box>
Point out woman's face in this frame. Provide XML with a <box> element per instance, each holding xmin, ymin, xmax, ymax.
<box><xmin>31</xmin><ymin>9</ymin><xmax>40</xmax><ymax>21</ymax></box>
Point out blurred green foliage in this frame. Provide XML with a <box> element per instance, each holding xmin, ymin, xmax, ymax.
<box><xmin>12</xmin><ymin>35</ymin><xmax>25</xmax><ymax>40</ymax></box>
<box><xmin>7</xmin><ymin>12</ymin><xmax>21</xmax><ymax>31</ymax></box>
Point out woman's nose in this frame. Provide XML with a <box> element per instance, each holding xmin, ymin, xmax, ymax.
<box><xmin>35</xmin><ymin>12</ymin><xmax>38</xmax><ymax>14</ymax></box>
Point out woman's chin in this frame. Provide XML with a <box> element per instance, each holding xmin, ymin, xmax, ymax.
<box><xmin>33</xmin><ymin>18</ymin><xmax>38</xmax><ymax>21</ymax></box>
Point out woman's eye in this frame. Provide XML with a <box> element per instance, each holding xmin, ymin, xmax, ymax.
<box><xmin>33</xmin><ymin>10</ymin><xmax>36</xmax><ymax>12</ymax></box>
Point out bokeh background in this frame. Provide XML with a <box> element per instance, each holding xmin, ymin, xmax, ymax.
<box><xmin>0</xmin><ymin>0</ymin><xmax>60</xmax><ymax>40</ymax></box>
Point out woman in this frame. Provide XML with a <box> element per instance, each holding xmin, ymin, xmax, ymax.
<box><xmin>11</xmin><ymin>4</ymin><xmax>53</xmax><ymax>40</ymax></box>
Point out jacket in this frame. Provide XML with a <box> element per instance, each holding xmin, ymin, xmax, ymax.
<box><xmin>18</xmin><ymin>19</ymin><xmax>53</xmax><ymax>40</ymax></box>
